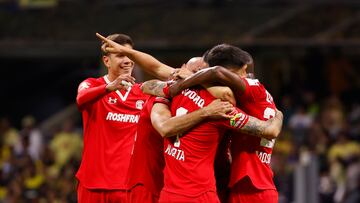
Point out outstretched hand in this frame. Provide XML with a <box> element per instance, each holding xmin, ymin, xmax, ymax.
<box><xmin>96</xmin><ymin>33</ymin><xmax>130</xmax><ymax>54</ymax></box>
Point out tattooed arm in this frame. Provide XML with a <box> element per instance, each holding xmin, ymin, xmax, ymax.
<box><xmin>140</xmin><ymin>80</ymin><xmax>168</xmax><ymax>97</ymax></box>
<box><xmin>237</xmin><ymin>109</ymin><xmax>283</xmax><ymax>140</ymax></box>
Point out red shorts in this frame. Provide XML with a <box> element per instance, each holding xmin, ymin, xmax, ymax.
<box><xmin>77</xmin><ymin>182</ymin><xmax>128</xmax><ymax>203</ymax></box>
<box><xmin>228</xmin><ymin>180</ymin><xmax>278</xmax><ymax>203</ymax></box>
<box><xmin>159</xmin><ymin>190</ymin><xmax>220</xmax><ymax>203</ymax></box>
<box><xmin>128</xmin><ymin>184</ymin><xmax>159</xmax><ymax>203</ymax></box>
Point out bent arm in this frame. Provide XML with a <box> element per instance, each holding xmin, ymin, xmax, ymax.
<box><xmin>140</xmin><ymin>80</ymin><xmax>168</xmax><ymax>97</ymax></box>
<box><xmin>169</xmin><ymin>66</ymin><xmax>246</xmax><ymax>97</ymax></box>
<box><xmin>125</xmin><ymin>48</ymin><xmax>175</xmax><ymax>80</ymax></box>
<box><xmin>237</xmin><ymin>109</ymin><xmax>283</xmax><ymax>140</ymax></box>
<box><xmin>151</xmin><ymin>103</ymin><xmax>208</xmax><ymax>137</ymax></box>
<box><xmin>141</xmin><ymin>79</ymin><xmax>236</xmax><ymax>105</ymax></box>
<box><xmin>76</xmin><ymin>83</ymin><xmax>108</xmax><ymax>110</ymax></box>
<box><xmin>96</xmin><ymin>33</ymin><xmax>174</xmax><ymax>80</ymax></box>
<box><xmin>151</xmin><ymin>100</ymin><xmax>234</xmax><ymax>138</ymax></box>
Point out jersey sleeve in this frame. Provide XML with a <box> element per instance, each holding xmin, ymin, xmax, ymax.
<box><xmin>76</xmin><ymin>78</ymin><xmax>108</xmax><ymax>110</ymax></box>
<box><xmin>154</xmin><ymin>97</ymin><xmax>171</xmax><ymax>106</ymax></box>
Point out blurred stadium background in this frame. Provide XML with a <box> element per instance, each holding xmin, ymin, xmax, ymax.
<box><xmin>0</xmin><ymin>0</ymin><xmax>359</xmax><ymax>202</ymax></box>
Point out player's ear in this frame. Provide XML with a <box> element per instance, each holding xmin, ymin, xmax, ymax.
<box><xmin>243</xmin><ymin>64</ymin><xmax>248</xmax><ymax>71</ymax></box>
<box><xmin>102</xmin><ymin>55</ymin><xmax>110</xmax><ymax>68</ymax></box>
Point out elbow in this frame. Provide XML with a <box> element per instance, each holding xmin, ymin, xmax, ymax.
<box><xmin>157</xmin><ymin>125</ymin><xmax>173</xmax><ymax>138</ymax></box>
<box><xmin>265</xmin><ymin>127</ymin><xmax>281</xmax><ymax>140</ymax></box>
<box><xmin>212</xmin><ymin>66</ymin><xmax>227</xmax><ymax>78</ymax></box>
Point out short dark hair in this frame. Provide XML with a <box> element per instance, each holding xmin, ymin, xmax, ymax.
<box><xmin>204</xmin><ymin>44</ymin><xmax>253</xmax><ymax>69</ymax></box>
<box><xmin>101</xmin><ymin>33</ymin><xmax>134</xmax><ymax>55</ymax></box>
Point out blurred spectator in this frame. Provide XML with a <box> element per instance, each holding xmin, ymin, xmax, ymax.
<box><xmin>19</xmin><ymin>115</ymin><xmax>44</xmax><ymax>161</ymax></box>
<box><xmin>327</xmin><ymin>131</ymin><xmax>360</xmax><ymax>202</ymax></box>
<box><xmin>320</xmin><ymin>97</ymin><xmax>345</xmax><ymax>139</ymax></box>
<box><xmin>288</xmin><ymin>105</ymin><xmax>313</xmax><ymax>144</ymax></box>
<box><xmin>49</xmin><ymin>119</ymin><xmax>82</xmax><ymax>177</ymax></box>
<box><xmin>0</xmin><ymin>117</ymin><xmax>21</xmax><ymax>155</ymax></box>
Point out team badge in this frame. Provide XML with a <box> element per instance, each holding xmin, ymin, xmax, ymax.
<box><xmin>108</xmin><ymin>97</ymin><xmax>117</xmax><ymax>104</ymax></box>
<box><xmin>78</xmin><ymin>82</ymin><xmax>90</xmax><ymax>91</ymax></box>
<box><xmin>136</xmin><ymin>100</ymin><xmax>144</xmax><ymax>110</ymax></box>
<box><xmin>230</xmin><ymin>113</ymin><xmax>247</xmax><ymax>128</ymax></box>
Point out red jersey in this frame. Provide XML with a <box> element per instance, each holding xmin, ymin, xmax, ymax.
<box><xmin>75</xmin><ymin>75</ymin><xmax>150</xmax><ymax>189</ymax></box>
<box><xmin>162</xmin><ymin>87</ymin><xmax>249</xmax><ymax>197</ymax></box>
<box><xmin>127</xmin><ymin>96</ymin><xmax>169</xmax><ymax>197</ymax></box>
<box><xmin>229</xmin><ymin>78</ymin><xmax>277</xmax><ymax>190</ymax></box>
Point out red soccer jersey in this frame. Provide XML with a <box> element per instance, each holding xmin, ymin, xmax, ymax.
<box><xmin>162</xmin><ymin>87</ymin><xmax>249</xmax><ymax>197</ymax></box>
<box><xmin>127</xmin><ymin>96</ymin><xmax>169</xmax><ymax>197</ymax></box>
<box><xmin>229</xmin><ymin>78</ymin><xmax>277</xmax><ymax>190</ymax></box>
<box><xmin>75</xmin><ymin>75</ymin><xmax>150</xmax><ymax>189</ymax></box>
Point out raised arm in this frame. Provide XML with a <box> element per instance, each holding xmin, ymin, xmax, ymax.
<box><xmin>151</xmin><ymin>99</ymin><xmax>234</xmax><ymax>138</ymax></box>
<box><xmin>234</xmin><ymin>109</ymin><xmax>283</xmax><ymax>140</ymax></box>
<box><xmin>96</xmin><ymin>33</ymin><xmax>174</xmax><ymax>80</ymax></box>
<box><xmin>169</xmin><ymin>66</ymin><xmax>246</xmax><ymax>97</ymax></box>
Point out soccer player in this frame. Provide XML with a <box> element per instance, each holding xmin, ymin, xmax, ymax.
<box><xmin>127</xmin><ymin>96</ymin><xmax>234</xmax><ymax>203</ymax></box>
<box><xmin>76</xmin><ymin>33</ymin><xmax>180</xmax><ymax>202</ymax></box>
<box><xmin>153</xmin><ymin>82</ymin><xmax>282</xmax><ymax>203</ymax></box>
<box><xmin>168</xmin><ymin>44</ymin><xmax>281</xmax><ymax>203</ymax></box>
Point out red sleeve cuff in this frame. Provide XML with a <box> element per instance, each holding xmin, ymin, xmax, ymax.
<box><xmin>154</xmin><ymin>97</ymin><xmax>170</xmax><ymax>106</ymax></box>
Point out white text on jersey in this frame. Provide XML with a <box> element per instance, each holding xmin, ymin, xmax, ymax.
<box><xmin>106</xmin><ymin>112</ymin><xmax>139</xmax><ymax>123</ymax></box>
<box><xmin>181</xmin><ymin>89</ymin><xmax>205</xmax><ymax>108</ymax></box>
<box><xmin>165</xmin><ymin>144</ymin><xmax>185</xmax><ymax>161</ymax></box>
<box><xmin>256</xmin><ymin>151</ymin><xmax>272</xmax><ymax>164</ymax></box>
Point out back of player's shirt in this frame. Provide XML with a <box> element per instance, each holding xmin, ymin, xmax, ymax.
<box><xmin>163</xmin><ymin>87</ymin><xmax>248</xmax><ymax>197</ymax></box>
<box><xmin>76</xmin><ymin>76</ymin><xmax>150</xmax><ymax>189</ymax></box>
<box><xmin>127</xmin><ymin>96</ymin><xmax>168</xmax><ymax>196</ymax></box>
<box><xmin>229</xmin><ymin>78</ymin><xmax>277</xmax><ymax>190</ymax></box>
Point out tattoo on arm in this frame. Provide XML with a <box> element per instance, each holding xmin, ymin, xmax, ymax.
<box><xmin>241</xmin><ymin>114</ymin><xmax>282</xmax><ymax>139</ymax></box>
<box><xmin>142</xmin><ymin>80</ymin><xmax>167</xmax><ymax>96</ymax></box>
<box><xmin>241</xmin><ymin>117</ymin><xmax>266</xmax><ymax>137</ymax></box>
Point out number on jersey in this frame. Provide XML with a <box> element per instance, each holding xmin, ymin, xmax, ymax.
<box><xmin>173</xmin><ymin>107</ymin><xmax>189</xmax><ymax>147</ymax></box>
<box><xmin>260</xmin><ymin>107</ymin><xmax>276</xmax><ymax>148</ymax></box>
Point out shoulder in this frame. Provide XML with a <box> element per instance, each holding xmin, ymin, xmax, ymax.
<box><xmin>79</xmin><ymin>77</ymin><xmax>104</xmax><ymax>86</ymax></box>
<box><xmin>131</xmin><ymin>83</ymin><xmax>151</xmax><ymax>98</ymax></box>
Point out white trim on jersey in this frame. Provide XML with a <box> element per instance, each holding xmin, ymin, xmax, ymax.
<box><xmin>104</xmin><ymin>75</ymin><xmax>132</xmax><ymax>102</ymax></box>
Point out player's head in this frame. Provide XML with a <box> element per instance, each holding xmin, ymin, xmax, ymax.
<box><xmin>186</xmin><ymin>57</ymin><xmax>208</xmax><ymax>73</ymax></box>
<box><xmin>101</xmin><ymin>33</ymin><xmax>135</xmax><ymax>76</ymax></box>
<box><xmin>204</xmin><ymin>44</ymin><xmax>253</xmax><ymax>76</ymax></box>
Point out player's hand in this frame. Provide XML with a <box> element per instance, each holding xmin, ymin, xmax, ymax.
<box><xmin>172</xmin><ymin>64</ymin><xmax>193</xmax><ymax>79</ymax></box>
<box><xmin>96</xmin><ymin>33</ymin><xmax>130</xmax><ymax>54</ymax></box>
<box><xmin>203</xmin><ymin>99</ymin><xmax>235</xmax><ymax>119</ymax></box>
<box><xmin>106</xmin><ymin>74</ymin><xmax>135</xmax><ymax>92</ymax></box>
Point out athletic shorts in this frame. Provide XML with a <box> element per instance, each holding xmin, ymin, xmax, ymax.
<box><xmin>128</xmin><ymin>184</ymin><xmax>159</xmax><ymax>203</ymax></box>
<box><xmin>159</xmin><ymin>190</ymin><xmax>220</xmax><ymax>203</ymax></box>
<box><xmin>228</xmin><ymin>180</ymin><xmax>278</xmax><ymax>203</ymax></box>
<box><xmin>77</xmin><ymin>182</ymin><xmax>128</xmax><ymax>203</ymax></box>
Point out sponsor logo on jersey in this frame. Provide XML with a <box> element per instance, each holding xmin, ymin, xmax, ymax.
<box><xmin>256</xmin><ymin>151</ymin><xmax>272</xmax><ymax>164</ymax></box>
<box><xmin>108</xmin><ymin>97</ymin><xmax>117</xmax><ymax>104</ymax></box>
<box><xmin>181</xmin><ymin>89</ymin><xmax>205</xmax><ymax>108</ymax></box>
<box><xmin>165</xmin><ymin>144</ymin><xmax>185</xmax><ymax>161</ymax></box>
<box><xmin>135</xmin><ymin>100</ymin><xmax>144</xmax><ymax>110</ymax></box>
<box><xmin>230</xmin><ymin>113</ymin><xmax>247</xmax><ymax>128</ymax></box>
<box><xmin>106</xmin><ymin>112</ymin><xmax>139</xmax><ymax>123</ymax></box>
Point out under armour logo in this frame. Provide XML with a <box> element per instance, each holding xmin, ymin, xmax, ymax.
<box><xmin>108</xmin><ymin>97</ymin><xmax>117</xmax><ymax>104</ymax></box>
